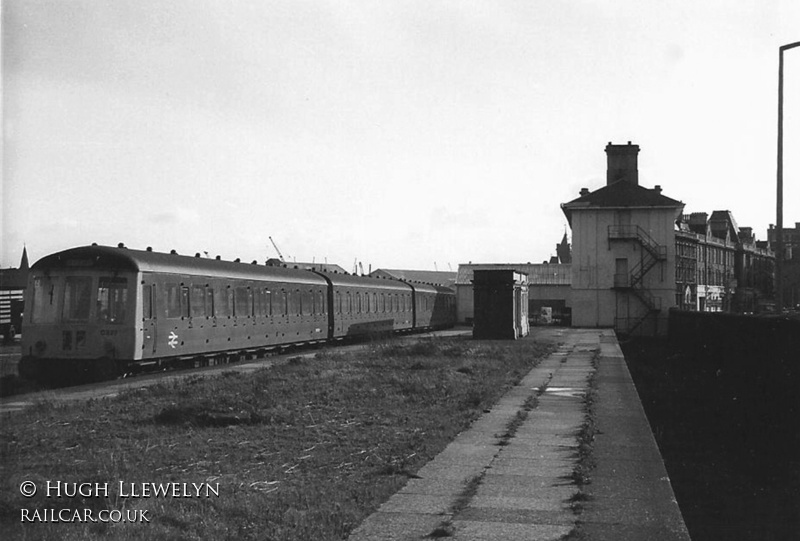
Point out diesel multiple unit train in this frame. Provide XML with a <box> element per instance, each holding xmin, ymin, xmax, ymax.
<box><xmin>19</xmin><ymin>244</ymin><xmax>456</xmax><ymax>383</ymax></box>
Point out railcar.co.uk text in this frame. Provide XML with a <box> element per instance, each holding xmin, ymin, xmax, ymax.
<box><xmin>18</xmin><ymin>480</ymin><xmax>220</xmax><ymax>524</ymax></box>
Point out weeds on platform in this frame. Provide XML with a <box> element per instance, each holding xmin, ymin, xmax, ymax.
<box><xmin>563</xmin><ymin>351</ymin><xmax>599</xmax><ymax>538</ymax></box>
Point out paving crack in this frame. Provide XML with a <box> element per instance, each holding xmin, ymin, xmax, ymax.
<box><xmin>425</xmin><ymin>373</ymin><xmax>554</xmax><ymax>538</ymax></box>
<box><xmin>560</xmin><ymin>350</ymin><xmax>600</xmax><ymax>540</ymax></box>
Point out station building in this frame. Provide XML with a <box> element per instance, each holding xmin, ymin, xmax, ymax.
<box><xmin>561</xmin><ymin>142</ymin><xmax>775</xmax><ymax>336</ymax></box>
<box><xmin>561</xmin><ymin>143</ymin><xmax>683</xmax><ymax>336</ymax></box>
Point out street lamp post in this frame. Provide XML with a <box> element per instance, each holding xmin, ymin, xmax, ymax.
<box><xmin>777</xmin><ymin>41</ymin><xmax>800</xmax><ymax>313</ymax></box>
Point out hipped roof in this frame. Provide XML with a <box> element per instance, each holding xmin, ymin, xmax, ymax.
<box><xmin>561</xmin><ymin>181</ymin><xmax>683</xmax><ymax>225</ymax></box>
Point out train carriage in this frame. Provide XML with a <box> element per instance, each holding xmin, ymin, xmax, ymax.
<box><xmin>19</xmin><ymin>244</ymin><xmax>457</xmax><ymax>384</ymax></box>
<box><xmin>20</xmin><ymin>245</ymin><xmax>330</xmax><ymax>381</ymax></box>
<box><xmin>312</xmin><ymin>272</ymin><xmax>414</xmax><ymax>338</ymax></box>
<box><xmin>410</xmin><ymin>282</ymin><xmax>457</xmax><ymax>330</ymax></box>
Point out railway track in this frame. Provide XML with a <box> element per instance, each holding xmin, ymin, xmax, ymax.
<box><xmin>0</xmin><ymin>328</ymin><xmax>470</xmax><ymax>414</ymax></box>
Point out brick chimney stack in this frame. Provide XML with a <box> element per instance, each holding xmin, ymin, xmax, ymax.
<box><xmin>605</xmin><ymin>141</ymin><xmax>639</xmax><ymax>186</ymax></box>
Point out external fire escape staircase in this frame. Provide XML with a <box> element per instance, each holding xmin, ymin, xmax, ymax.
<box><xmin>608</xmin><ymin>225</ymin><xmax>667</xmax><ymax>335</ymax></box>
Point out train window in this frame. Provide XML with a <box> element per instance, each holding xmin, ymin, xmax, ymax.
<box><xmin>97</xmin><ymin>277</ymin><xmax>129</xmax><ymax>324</ymax></box>
<box><xmin>253</xmin><ymin>288</ymin><xmax>264</xmax><ymax>316</ymax></box>
<box><xmin>372</xmin><ymin>293</ymin><xmax>377</xmax><ymax>313</ymax></box>
<box><xmin>286</xmin><ymin>290</ymin><xmax>296</xmax><ymax>315</ymax></box>
<box><xmin>380</xmin><ymin>293</ymin><xmax>385</xmax><ymax>313</ymax></box>
<box><xmin>215</xmin><ymin>288</ymin><xmax>230</xmax><ymax>317</ymax></box>
<box><xmin>335</xmin><ymin>291</ymin><xmax>341</xmax><ymax>314</ymax></box>
<box><xmin>280</xmin><ymin>291</ymin><xmax>288</xmax><ymax>316</ymax></box>
<box><xmin>302</xmin><ymin>290</ymin><xmax>312</xmax><ymax>315</ymax></box>
<box><xmin>180</xmin><ymin>287</ymin><xmax>190</xmax><ymax>318</ymax></box>
<box><xmin>298</xmin><ymin>291</ymin><xmax>304</xmax><ymax>315</ymax></box>
<box><xmin>356</xmin><ymin>292</ymin><xmax>361</xmax><ymax>314</ymax></box>
<box><xmin>226</xmin><ymin>288</ymin><xmax>235</xmax><ymax>316</ymax></box>
<box><xmin>365</xmin><ymin>292</ymin><xmax>370</xmax><ymax>313</ymax></box>
<box><xmin>142</xmin><ymin>285</ymin><xmax>153</xmax><ymax>320</ymax></box>
<box><xmin>166</xmin><ymin>284</ymin><xmax>181</xmax><ymax>318</ymax></box>
<box><xmin>190</xmin><ymin>285</ymin><xmax>206</xmax><ymax>318</ymax></box>
<box><xmin>31</xmin><ymin>276</ymin><xmax>57</xmax><ymax>323</ymax></box>
<box><xmin>206</xmin><ymin>288</ymin><xmax>215</xmax><ymax>317</ymax></box>
<box><xmin>234</xmin><ymin>287</ymin><xmax>250</xmax><ymax>317</ymax></box>
<box><xmin>63</xmin><ymin>276</ymin><xmax>92</xmax><ymax>321</ymax></box>
<box><xmin>316</xmin><ymin>290</ymin><xmax>326</xmax><ymax>314</ymax></box>
<box><xmin>265</xmin><ymin>289</ymin><xmax>272</xmax><ymax>316</ymax></box>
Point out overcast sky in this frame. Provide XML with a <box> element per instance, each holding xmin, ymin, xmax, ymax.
<box><xmin>2</xmin><ymin>0</ymin><xmax>799</xmax><ymax>271</ymax></box>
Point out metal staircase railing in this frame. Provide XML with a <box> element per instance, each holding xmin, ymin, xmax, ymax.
<box><xmin>608</xmin><ymin>225</ymin><xmax>667</xmax><ymax>261</ymax></box>
<box><xmin>614</xmin><ymin>274</ymin><xmax>661</xmax><ymax>313</ymax></box>
<box><xmin>609</xmin><ymin>225</ymin><xmax>667</xmax><ymax>335</ymax></box>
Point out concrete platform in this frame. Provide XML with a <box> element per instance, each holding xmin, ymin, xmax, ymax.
<box><xmin>348</xmin><ymin>328</ymin><xmax>691</xmax><ymax>541</ymax></box>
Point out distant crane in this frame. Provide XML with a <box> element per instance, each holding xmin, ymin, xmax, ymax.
<box><xmin>269</xmin><ymin>236</ymin><xmax>285</xmax><ymax>262</ymax></box>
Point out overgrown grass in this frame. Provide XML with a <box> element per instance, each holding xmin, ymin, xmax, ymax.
<box><xmin>0</xmin><ymin>336</ymin><xmax>553</xmax><ymax>541</ymax></box>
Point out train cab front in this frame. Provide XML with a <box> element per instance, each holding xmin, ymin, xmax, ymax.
<box><xmin>20</xmin><ymin>264</ymin><xmax>137</xmax><ymax>384</ymax></box>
